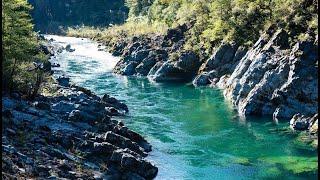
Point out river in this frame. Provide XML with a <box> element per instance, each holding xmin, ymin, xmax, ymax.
<box><xmin>45</xmin><ymin>35</ymin><xmax>318</xmax><ymax>180</ymax></box>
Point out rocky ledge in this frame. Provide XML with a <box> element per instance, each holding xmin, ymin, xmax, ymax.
<box><xmin>2</xmin><ymin>76</ymin><xmax>157</xmax><ymax>179</ymax></box>
<box><xmin>101</xmin><ymin>24</ymin><xmax>318</xmax><ymax>148</ymax></box>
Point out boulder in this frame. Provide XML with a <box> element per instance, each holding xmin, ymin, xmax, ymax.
<box><xmin>33</xmin><ymin>101</ymin><xmax>51</xmax><ymax>111</ymax></box>
<box><xmin>149</xmin><ymin>51</ymin><xmax>200</xmax><ymax>82</ymax></box>
<box><xmin>194</xmin><ymin>42</ymin><xmax>245</xmax><ymax>88</ymax></box>
<box><xmin>147</xmin><ymin>62</ymin><xmax>164</xmax><ymax>76</ymax></box>
<box><xmin>57</xmin><ymin>76</ymin><xmax>70</xmax><ymax>87</ymax></box>
<box><xmin>52</xmin><ymin>63</ymin><xmax>61</xmax><ymax>67</ymax></box>
<box><xmin>65</xmin><ymin>44</ymin><xmax>75</xmax><ymax>52</ymax></box>
<box><xmin>112</xmin><ymin>125</ymin><xmax>152</xmax><ymax>152</ymax></box>
<box><xmin>105</xmin><ymin>107</ymin><xmax>123</xmax><ymax>116</ymax></box>
<box><xmin>104</xmin><ymin>131</ymin><xmax>146</xmax><ymax>156</ymax></box>
<box><xmin>52</xmin><ymin>101</ymin><xmax>75</xmax><ymax>114</ymax></box>
<box><xmin>192</xmin><ymin>73</ymin><xmax>210</xmax><ymax>87</ymax></box>
<box><xmin>110</xmin><ymin>150</ymin><xmax>158</xmax><ymax>179</ymax></box>
<box><xmin>193</xmin><ymin>70</ymin><xmax>217</xmax><ymax>87</ymax></box>
<box><xmin>91</xmin><ymin>142</ymin><xmax>117</xmax><ymax>156</ymax></box>
<box><xmin>40</xmin><ymin>44</ymin><xmax>54</xmax><ymax>56</ymax></box>
<box><xmin>123</xmin><ymin>62</ymin><xmax>138</xmax><ymax>76</ymax></box>
<box><xmin>290</xmin><ymin>114</ymin><xmax>318</xmax><ymax>131</ymax></box>
<box><xmin>135</xmin><ymin>56</ymin><xmax>157</xmax><ymax>76</ymax></box>
<box><xmin>43</xmin><ymin>61</ymin><xmax>52</xmax><ymax>72</ymax></box>
<box><xmin>101</xmin><ymin>94</ymin><xmax>128</xmax><ymax>112</ymax></box>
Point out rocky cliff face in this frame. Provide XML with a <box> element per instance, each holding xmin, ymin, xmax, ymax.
<box><xmin>105</xmin><ymin>25</ymin><xmax>318</xmax><ymax>145</ymax></box>
<box><xmin>223</xmin><ymin>28</ymin><xmax>318</xmax><ymax>121</ymax></box>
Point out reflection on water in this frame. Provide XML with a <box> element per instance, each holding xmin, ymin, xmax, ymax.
<box><xmin>46</xmin><ymin>35</ymin><xmax>318</xmax><ymax>180</ymax></box>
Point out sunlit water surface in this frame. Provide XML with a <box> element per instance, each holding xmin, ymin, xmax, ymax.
<box><xmin>46</xmin><ymin>35</ymin><xmax>318</xmax><ymax>180</ymax></box>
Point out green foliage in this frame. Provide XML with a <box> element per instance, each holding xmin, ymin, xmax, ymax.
<box><xmin>126</xmin><ymin>0</ymin><xmax>318</xmax><ymax>51</ymax></box>
<box><xmin>68</xmin><ymin>0</ymin><xmax>317</xmax><ymax>56</ymax></box>
<box><xmin>126</xmin><ymin>0</ymin><xmax>155</xmax><ymax>18</ymax></box>
<box><xmin>2</xmin><ymin>0</ymin><xmax>48</xmax><ymax>97</ymax></box>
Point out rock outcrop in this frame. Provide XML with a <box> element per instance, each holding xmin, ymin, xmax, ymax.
<box><xmin>110</xmin><ymin>24</ymin><xmax>200</xmax><ymax>82</ymax></box>
<box><xmin>148</xmin><ymin>51</ymin><xmax>201</xmax><ymax>82</ymax></box>
<box><xmin>2</xmin><ymin>83</ymin><xmax>158</xmax><ymax>179</ymax></box>
<box><xmin>223</xmin><ymin>28</ymin><xmax>318</xmax><ymax>121</ymax></box>
<box><xmin>193</xmin><ymin>43</ymin><xmax>247</xmax><ymax>87</ymax></box>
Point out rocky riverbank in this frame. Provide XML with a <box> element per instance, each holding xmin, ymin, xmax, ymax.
<box><xmin>99</xmin><ymin>24</ymin><xmax>318</xmax><ymax>148</ymax></box>
<box><xmin>2</xmin><ymin>40</ymin><xmax>158</xmax><ymax>179</ymax></box>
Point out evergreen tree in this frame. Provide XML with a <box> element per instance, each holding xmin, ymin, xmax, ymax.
<box><xmin>2</xmin><ymin>0</ymin><xmax>47</xmax><ymax>97</ymax></box>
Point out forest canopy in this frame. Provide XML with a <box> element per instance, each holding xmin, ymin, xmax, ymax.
<box><xmin>68</xmin><ymin>0</ymin><xmax>318</xmax><ymax>55</ymax></box>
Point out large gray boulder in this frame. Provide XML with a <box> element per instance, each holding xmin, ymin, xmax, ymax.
<box><xmin>148</xmin><ymin>51</ymin><xmax>201</xmax><ymax>82</ymax></box>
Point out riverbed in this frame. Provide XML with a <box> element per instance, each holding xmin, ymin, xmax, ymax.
<box><xmin>45</xmin><ymin>35</ymin><xmax>318</xmax><ymax>180</ymax></box>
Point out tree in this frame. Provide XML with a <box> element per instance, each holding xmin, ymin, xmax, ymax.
<box><xmin>2</xmin><ymin>0</ymin><xmax>48</xmax><ymax>97</ymax></box>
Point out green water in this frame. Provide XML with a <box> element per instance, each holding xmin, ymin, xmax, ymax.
<box><xmin>47</xmin><ymin>35</ymin><xmax>318</xmax><ymax>180</ymax></box>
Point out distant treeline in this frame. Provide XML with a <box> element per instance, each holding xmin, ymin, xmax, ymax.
<box><xmin>28</xmin><ymin>0</ymin><xmax>129</xmax><ymax>34</ymax></box>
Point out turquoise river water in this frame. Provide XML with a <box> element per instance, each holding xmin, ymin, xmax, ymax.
<box><xmin>46</xmin><ymin>35</ymin><xmax>318</xmax><ymax>180</ymax></box>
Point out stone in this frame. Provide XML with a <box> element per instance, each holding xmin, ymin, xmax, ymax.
<box><xmin>43</xmin><ymin>61</ymin><xmax>52</xmax><ymax>72</ymax></box>
<box><xmin>192</xmin><ymin>73</ymin><xmax>210</xmax><ymax>87</ymax></box>
<box><xmin>65</xmin><ymin>44</ymin><xmax>75</xmax><ymax>52</ymax></box>
<box><xmin>136</xmin><ymin>56</ymin><xmax>157</xmax><ymax>76</ymax></box>
<box><xmin>101</xmin><ymin>94</ymin><xmax>128</xmax><ymax>112</ymax></box>
<box><xmin>57</xmin><ymin>76</ymin><xmax>70</xmax><ymax>87</ymax></box>
<box><xmin>52</xmin><ymin>101</ymin><xmax>75</xmax><ymax>114</ymax></box>
<box><xmin>33</xmin><ymin>101</ymin><xmax>51</xmax><ymax>111</ymax></box>
<box><xmin>123</xmin><ymin>62</ymin><xmax>138</xmax><ymax>76</ymax></box>
<box><xmin>52</xmin><ymin>63</ymin><xmax>61</xmax><ymax>67</ymax></box>
<box><xmin>91</xmin><ymin>142</ymin><xmax>117</xmax><ymax>155</ymax></box>
<box><xmin>105</xmin><ymin>107</ymin><xmax>123</xmax><ymax>116</ymax></box>
<box><xmin>104</xmin><ymin>131</ymin><xmax>147</xmax><ymax>156</ymax></box>
<box><xmin>290</xmin><ymin>113</ymin><xmax>318</xmax><ymax>131</ymax></box>
<box><xmin>149</xmin><ymin>51</ymin><xmax>200</xmax><ymax>82</ymax></box>
<box><xmin>68</xmin><ymin>110</ymin><xmax>82</xmax><ymax>121</ymax></box>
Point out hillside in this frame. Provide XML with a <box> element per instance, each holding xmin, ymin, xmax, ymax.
<box><xmin>28</xmin><ymin>0</ymin><xmax>129</xmax><ymax>34</ymax></box>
